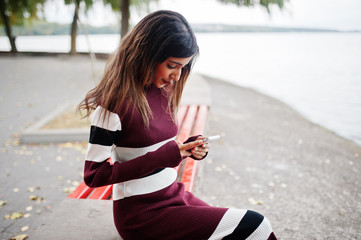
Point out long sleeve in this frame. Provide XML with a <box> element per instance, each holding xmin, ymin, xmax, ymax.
<box><xmin>83</xmin><ymin>106</ymin><xmax>182</xmax><ymax>188</ymax></box>
<box><xmin>84</xmin><ymin>140</ymin><xmax>181</xmax><ymax>188</ymax></box>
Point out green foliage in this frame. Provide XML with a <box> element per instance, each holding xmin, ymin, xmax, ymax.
<box><xmin>64</xmin><ymin>0</ymin><xmax>95</xmax><ymax>12</ymax></box>
<box><xmin>217</xmin><ymin>0</ymin><xmax>286</xmax><ymax>12</ymax></box>
<box><xmin>103</xmin><ymin>0</ymin><xmax>157</xmax><ymax>12</ymax></box>
<box><xmin>0</xmin><ymin>0</ymin><xmax>46</xmax><ymax>25</ymax></box>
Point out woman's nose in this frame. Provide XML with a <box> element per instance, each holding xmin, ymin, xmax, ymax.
<box><xmin>170</xmin><ymin>69</ymin><xmax>181</xmax><ymax>81</ymax></box>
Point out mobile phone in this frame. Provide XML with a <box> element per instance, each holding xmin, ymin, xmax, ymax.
<box><xmin>202</xmin><ymin>135</ymin><xmax>221</xmax><ymax>143</ymax></box>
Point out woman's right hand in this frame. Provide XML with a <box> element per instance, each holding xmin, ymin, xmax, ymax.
<box><xmin>175</xmin><ymin>139</ymin><xmax>204</xmax><ymax>158</ymax></box>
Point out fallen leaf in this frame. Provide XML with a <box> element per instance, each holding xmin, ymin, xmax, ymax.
<box><xmin>11</xmin><ymin>234</ymin><xmax>27</xmax><ymax>240</ymax></box>
<box><xmin>72</xmin><ymin>181</ymin><xmax>80</xmax><ymax>187</ymax></box>
<box><xmin>12</xmin><ymin>138</ymin><xmax>20</xmax><ymax>146</ymax></box>
<box><xmin>21</xmin><ymin>225</ymin><xmax>29</xmax><ymax>232</ymax></box>
<box><xmin>215</xmin><ymin>166</ymin><xmax>222</xmax><ymax>172</ymax></box>
<box><xmin>25</xmin><ymin>206</ymin><xmax>32</xmax><ymax>211</ymax></box>
<box><xmin>29</xmin><ymin>195</ymin><xmax>38</xmax><ymax>201</ymax></box>
<box><xmin>23</xmin><ymin>213</ymin><xmax>31</xmax><ymax>218</ymax></box>
<box><xmin>1</xmin><ymin>147</ymin><xmax>8</xmax><ymax>153</ymax></box>
<box><xmin>0</xmin><ymin>200</ymin><xmax>6</xmax><ymax>207</ymax></box>
<box><xmin>268</xmin><ymin>182</ymin><xmax>275</xmax><ymax>187</ymax></box>
<box><xmin>4</xmin><ymin>214</ymin><xmax>11</xmax><ymax>220</ymax></box>
<box><xmin>13</xmin><ymin>188</ymin><xmax>19</xmax><ymax>192</ymax></box>
<box><xmin>27</xmin><ymin>187</ymin><xmax>35</xmax><ymax>193</ymax></box>
<box><xmin>248</xmin><ymin>198</ymin><xmax>263</xmax><ymax>205</ymax></box>
<box><xmin>11</xmin><ymin>212</ymin><xmax>23</xmax><ymax>219</ymax></box>
<box><xmin>63</xmin><ymin>187</ymin><xmax>75</xmax><ymax>193</ymax></box>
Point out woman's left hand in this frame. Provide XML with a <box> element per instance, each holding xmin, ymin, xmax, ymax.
<box><xmin>190</xmin><ymin>136</ymin><xmax>209</xmax><ymax>160</ymax></box>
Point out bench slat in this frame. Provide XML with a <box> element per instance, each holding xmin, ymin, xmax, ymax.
<box><xmin>181</xmin><ymin>105</ymin><xmax>208</xmax><ymax>192</ymax></box>
<box><xmin>174</xmin><ymin>105</ymin><xmax>197</xmax><ymax>174</ymax></box>
<box><xmin>177</xmin><ymin>105</ymin><xmax>197</xmax><ymax>142</ymax></box>
<box><xmin>177</xmin><ymin>105</ymin><xmax>188</xmax><ymax>125</ymax></box>
<box><xmin>67</xmin><ymin>181</ymin><xmax>93</xmax><ymax>199</ymax></box>
<box><xmin>88</xmin><ymin>185</ymin><xmax>113</xmax><ymax>200</ymax></box>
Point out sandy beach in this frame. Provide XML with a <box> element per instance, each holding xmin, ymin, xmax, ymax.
<box><xmin>0</xmin><ymin>55</ymin><xmax>360</xmax><ymax>239</ymax></box>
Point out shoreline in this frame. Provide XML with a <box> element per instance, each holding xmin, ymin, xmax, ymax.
<box><xmin>200</xmin><ymin>73</ymin><xmax>361</xmax><ymax>148</ymax></box>
<box><xmin>2</xmin><ymin>49</ymin><xmax>359</xmax><ymax>147</ymax></box>
<box><xmin>0</xmin><ymin>52</ymin><xmax>359</xmax><ymax>147</ymax></box>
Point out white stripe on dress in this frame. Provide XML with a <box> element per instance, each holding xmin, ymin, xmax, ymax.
<box><xmin>112</xmin><ymin>167</ymin><xmax>177</xmax><ymax>200</ymax></box>
<box><xmin>208</xmin><ymin>208</ymin><xmax>248</xmax><ymax>240</ymax></box>
<box><xmin>246</xmin><ymin>217</ymin><xmax>273</xmax><ymax>240</ymax></box>
<box><xmin>112</xmin><ymin>136</ymin><xmax>176</xmax><ymax>162</ymax></box>
<box><xmin>85</xmin><ymin>143</ymin><xmax>112</xmax><ymax>162</ymax></box>
<box><xmin>91</xmin><ymin>106</ymin><xmax>122</xmax><ymax>131</ymax></box>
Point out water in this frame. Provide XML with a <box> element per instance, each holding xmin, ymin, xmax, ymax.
<box><xmin>194</xmin><ymin>33</ymin><xmax>361</xmax><ymax>146</ymax></box>
<box><xmin>1</xmin><ymin>33</ymin><xmax>361</xmax><ymax>145</ymax></box>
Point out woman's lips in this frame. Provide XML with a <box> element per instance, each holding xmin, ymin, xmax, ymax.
<box><xmin>162</xmin><ymin>79</ymin><xmax>171</xmax><ymax>85</ymax></box>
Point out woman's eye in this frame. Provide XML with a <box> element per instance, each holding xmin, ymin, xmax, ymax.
<box><xmin>167</xmin><ymin>65</ymin><xmax>176</xmax><ymax>69</ymax></box>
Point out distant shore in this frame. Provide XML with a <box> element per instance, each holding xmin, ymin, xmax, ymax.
<box><xmin>1</xmin><ymin>21</ymin><xmax>357</xmax><ymax>37</ymax></box>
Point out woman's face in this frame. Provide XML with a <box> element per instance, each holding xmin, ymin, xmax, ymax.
<box><xmin>152</xmin><ymin>56</ymin><xmax>193</xmax><ymax>88</ymax></box>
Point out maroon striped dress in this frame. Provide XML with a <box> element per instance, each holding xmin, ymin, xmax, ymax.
<box><xmin>83</xmin><ymin>84</ymin><xmax>277</xmax><ymax>240</ymax></box>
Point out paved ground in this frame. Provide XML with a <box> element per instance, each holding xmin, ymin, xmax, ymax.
<box><xmin>0</xmin><ymin>55</ymin><xmax>360</xmax><ymax>240</ymax></box>
<box><xmin>0</xmin><ymin>55</ymin><xmax>103</xmax><ymax>240</ymax></box>
<box><xmin>195</xmin><ymin>76</ymin><xmax>361</xmax><ymax>239</ymax></box>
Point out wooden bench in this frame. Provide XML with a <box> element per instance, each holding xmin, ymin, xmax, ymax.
<box><xmin>68</xmin><ymin>104</ymin><xmax>208</xmax><ymax>200</ymax></box>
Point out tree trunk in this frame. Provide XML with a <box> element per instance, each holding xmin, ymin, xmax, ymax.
<box><xmin>121</xmin><ymin>0</ymin><xmax>130</xmax><ymax>39</ymax></box>
<box><xmin>70</xmin><ymin>1</ymin><xmax>79</xmax><ymax>54</ymax></box>
<box><xmin>0</xmin><ymin>1</ymin><xmax>17</xmax><ymax>53</ymax></box>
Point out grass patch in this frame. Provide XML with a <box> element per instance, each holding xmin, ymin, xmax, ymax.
<box><xmin>41</xmin><ymin>105</ymin><xmax>90</xmax><ymax>129</ymax></box>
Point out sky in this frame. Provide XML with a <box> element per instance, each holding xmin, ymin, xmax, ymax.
<box><xmin>44</xmin><ymin>0</ymin><xmax>361</xmax><ymax>31</ymax></box>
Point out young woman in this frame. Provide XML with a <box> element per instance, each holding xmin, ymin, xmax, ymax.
<box><xmin>79</xmin><ymin>10</ymin><xmax>277</xmax><ymax>240</ymax></box>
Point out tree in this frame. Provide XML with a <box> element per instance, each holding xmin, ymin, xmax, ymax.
<box><xmin>0</xmin><ymin>0</ymin><xmax>45</xmax><ymax>53</ymax></box>
<box><xmin>217</xmin><ymin>0</ymin><xmax>286</xmax><ymax>13</ymax></box>
<box><xmin>104</xmin><ymin>0</ymin><xmax>157</xmax><ymax>39</ymax></box>
<box><xmin>64</xmin><ymin>0</ymin><xmax>94</xmax><ymax>54</ymax></box>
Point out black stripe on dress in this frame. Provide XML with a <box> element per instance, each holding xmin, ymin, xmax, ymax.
<box><xmin>223</xmin><ymin>210</ymin><xmax>264</xmax><ymax>240</ymax></box>
<box><xmin>89</xmin><ymin>126</ymin><xmax>118</xmax><ymax>146</ymax></box>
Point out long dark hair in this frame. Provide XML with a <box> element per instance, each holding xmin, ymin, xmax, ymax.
<box><xmin>78</xmin><ymin>10</ymin><xmax>199</xmax><ymax>126</ymax></box>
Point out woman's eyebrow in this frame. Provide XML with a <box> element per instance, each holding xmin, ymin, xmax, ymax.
<box><xmin>169</xmin><ymin>60</ymin><xmax>184</xmax><ymax>66</ymax></box>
